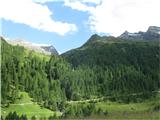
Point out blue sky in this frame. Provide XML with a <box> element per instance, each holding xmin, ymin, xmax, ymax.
<box><xmin>1</xmin><ymin>0</ymin><xmax>160</xmax><ymax>53</ymax></box>
<box><xmin>1</xmin><ymin>1</ymin><xmax>94</xmax><ymax>53</ymax></box>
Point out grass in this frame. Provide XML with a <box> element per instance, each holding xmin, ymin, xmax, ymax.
<box><xmin>95</xmin><ymin>101</ymin><xmax>160</xmax><ymax>119</ymax></box>
<box><xmin>2</xmin><ymin>92</ymin><xmax>61</xmax><ymax>119</ymax></box>
<box><xmin>96</xmin><ymin>101</ymin><xmax>150</xmax><ymax>112</ymax></box>
<box><xmin>2</xmin><ymin>92</ymin><xmax>160</xmax><ymax>119</ymax></box>
<box><xmin>66</xmin><ymin>93</ymin><xmax>160</xmax><ymax>119</ymax></box>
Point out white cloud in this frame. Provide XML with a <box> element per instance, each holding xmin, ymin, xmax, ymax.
<box><xmin>33</xmin><ymin>0</ymin><xmax>101</xmax><ymax>5</ymax></box>
<box><xmin>1</xmin><ymin>0</ymin><xmax>159</xmax><ymax>36</ymax></box>
<box><xmin>81</xmin><ymin>0</ymin><xmax>101</xmax><ymax>4</ymax></box>
<box><xmin>33</xmin><ymin>0</ymin><xmax>63</xmax><ymax>3</ymax></box>
<box><xmin>33</xmin><ymin>0</ymin><xmax>101</xmax><ymax>12</ymax></box>
<box><xmin>32</xmin><ymin>0</ymin><xmax>160</xmax><ymax>36</ymax></box>
<box><xmin>0</xmin><ymin>0</ymin><xmax>77</xmax><ymax>35</ymax></box>
<box><xmin>64</xmin><ymin>0</ymin><xmax>94</xmax><ymax>12</ymax></box>
<box><xmin>88</xmin><ymin>0</ymin><xmax>160</xmax><ymax>36</ymax></box>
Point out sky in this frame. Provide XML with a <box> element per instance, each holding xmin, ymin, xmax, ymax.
<box><xmin>1</xmin><ymin>0</ymin><xmax>160</xmax><ymax>54</ymax></box>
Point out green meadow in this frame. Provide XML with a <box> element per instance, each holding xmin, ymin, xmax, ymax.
<box><xmin>2</xmin><ymin>92</ymin><xmax>62</xmax><ymax>119</ymax></box>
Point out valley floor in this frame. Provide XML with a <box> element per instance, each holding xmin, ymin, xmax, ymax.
<box><xmin>2</xmin><ymin>92</ymin><xmax>160</xmax><ymax>120</ymax></box>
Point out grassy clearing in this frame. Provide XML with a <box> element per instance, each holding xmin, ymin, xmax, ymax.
<box><xmin>2</xmin><ymin>92</ymin><xmax>61</xmax><ymax>119</ymax></box>
<box><xmin>66</xmin><ymin>94</ymin><xmax>160</xmax><ymax>119</ymax></box>
<box><xmin>95</xmin><ymin>100</ymin><xmax>160</xmax><ymax>119</ymax></box>
<box><xmin>2</xmin><ymin>104</ymin><xmax>57</xmax><ymax>119</ymax></box>
<box><xmin>96</xmin><ymin>101</ymin><xmax>150</xmax><ymax>112</ymax></box>
<box><xmin>105</xmin><ymin>111</ymin><xmax>160</xmax><ymax>120</ymax></box>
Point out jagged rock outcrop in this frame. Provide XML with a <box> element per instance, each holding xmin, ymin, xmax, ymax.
<box><xmin>119</xmin><ymin>26</ymin><xmax>160</xmax><ymax>40</ymax></box>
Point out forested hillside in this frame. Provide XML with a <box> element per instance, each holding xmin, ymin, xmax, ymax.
<box><xmin>1</xmin><ymin>35</ymin><xmax>160</xmax><ymax>119</ymax></box>
<box><xmin>63</xmin><ymin>35</ymin><xmax>160</xmax><ymax>101</ymax></box>
<box><xmin>1</xmin><ymin>38</ymin><xmax>68</xmax><ymax>110</ymax></box>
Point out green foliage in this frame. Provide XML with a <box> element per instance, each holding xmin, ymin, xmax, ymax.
<box><xmin>5</xmin><ymin>111</ymin><xmax>27</xmax><ymax>120</ymax></box>
<box><xmin>1</xmin><ymin>39</ymin><xmax>66</xmax><ymax>110</ymax></box>
<box><xmin>31</xmin><ymin>116</ymin><xmax>36</xmax><ymax>120</ymax></box>
<box><xmin>63</xmin><ymin>38</ymin><xmax>160</xmax><ymax>101</ymax></box>
<box><xmin>1</xmin><ymin>36</ymin><xmax>160</xmax><ymax>119</ymax></box>
<box><xmin>63</xmin><ymin>103</ymin><xmax>108</xmax><ymax>118</ymax></box>
<box><xmin>2</xmin><ymin>91</ymin><xmax>60</xmax><ymax>119</ymax></box>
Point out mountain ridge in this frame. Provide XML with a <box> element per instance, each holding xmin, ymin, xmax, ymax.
<box><xmin>118</xmin><ymin>26</ymin><xmax>160</xmax><ymax>40</ymax></box>
<box><xmin>5</xmin><ymin>38</ymin><xmax>58</xmax><ymax>55</ymax></box>
<box><xmin>62</xmin><ymin>26</ymin><xmax>160</xmax><ymax>68</ymax></box>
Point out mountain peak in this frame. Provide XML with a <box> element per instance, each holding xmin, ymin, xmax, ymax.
<box><xmin>119</xmin><ymin>26</ymin><xmax>160</xmax><ymax>40</ymax></box>
<box><xmin>147</xmin><ymin>26</ymin><xmax>160</xmax><ymax>34</ymax></box>
<box><xmin>88</xmin><ymin>34</ymin><xmax>101</xmax><ymax>42</ymax></box>
<box><xmin>83</xmin><ymin>34</ymin><xmax>101</xmax><ymax>46</ymax></box>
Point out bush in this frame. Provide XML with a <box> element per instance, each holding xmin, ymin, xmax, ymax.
<box><xmin>5</xmin><ymin>111</ymin><xmax>28</xmax><ymax>120</ymax></box>
<box><xmin>153</xmin><ymin>104</ymin><xmax>160</xmax><ymax>111</ymax></box>
<box><xmin>20</xmin><ymin>114</ymin><xmax>27</xmax><ymax>120</ymax></box>
<box><xmin>31</xmin><ymin>115</ymin><xmax>36</xmax><ymax>120</ymax></box>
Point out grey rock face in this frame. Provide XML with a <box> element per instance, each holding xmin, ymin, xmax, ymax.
<box><xmin>119</xmin><ymin>31</ymin><xmax>143</xmax><ymax>40</ymax></box>
<box><xmin>119</xmin><ymin>26</ymin><xmax>160</xmax><ymax>40</ymax></box>
<box><xmin>147</xmin><ymin>26</ymin><xmax>160</xmax><ymax>34</ymax></box>
<box><xmin>41</xmin><ymin>45</ymin><xmax>58</xmax><ymax>55</ymax></box>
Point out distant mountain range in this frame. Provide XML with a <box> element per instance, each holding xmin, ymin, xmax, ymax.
<box><xmin>1</xmin><ymin>26</ymin><xmax>159</xmax><ymax>56</ymax></box>
<box><xmin>83</xmin><ymin>26</ymin><xmax>160</xmax><ymax>47</ymax></box>
<box><xmin>6</xmin><ymin>39</ymin><xmax>58</xmax><ymax>55</ymax></box>
<box><xmin>61</xmin><ymin>30</ymin><xmax>160</xmax><ymax>91</ymax></box>
<box><xmin>118</xmin><ymin>26</ymin><xmax>160</xmax><ymax>40</ymax></box>
<box><xmin>62</xmin><ymin>26</ymin><xmax>160</xmax><ymax>67</ymax></box>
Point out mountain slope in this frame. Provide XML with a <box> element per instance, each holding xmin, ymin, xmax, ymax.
<box><xmin>62</xmin><ymin>35</ymin><xmax>160</xmax><ymax>98</ymax></box>
<box><xmin>63</xmin><ymin>35</ymin><xmax>159</xmax><ymax>68</ymax></box>
<box><xmin>6</xmin><ymin>38</ymin><xmax>58</xmax><ymax>55</ymax></box>
<box><xmin>1</xmin><ymin>37</ymin><xmax>67</xmax><ymax>113</ymax></box>
<box><xmin>1</xmin><ymin>34</ymin><xmax>160</xmax><ymax>119</ymax></box>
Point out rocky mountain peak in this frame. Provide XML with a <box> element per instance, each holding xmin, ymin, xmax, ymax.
<box><xmin>119</xmin><ymin>26</ymin><xmax>160</xmax><ymax>40</ymax></box>
<box><xmin>147</xmin><ymin>26</ymin><xmax>160</xmax><ymax>34</ymax></box>
<box><xmin>6</xmin><ymin>39</ymin><xmax>58</xmax><ymax>55</ymax></box>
